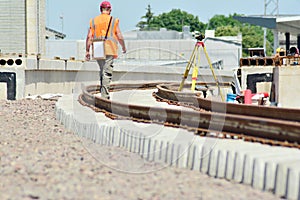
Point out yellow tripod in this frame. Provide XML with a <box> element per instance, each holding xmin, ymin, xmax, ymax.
<box><xmin>178</xmin><ymin>35</ymin><xmax>225</xmax><ymax>102</ymax></box>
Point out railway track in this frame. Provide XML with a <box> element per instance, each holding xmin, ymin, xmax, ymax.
<box><xmin>78</xmin><ymin>83</ymin><xmax>300</xmax><ymax>149</ymax></box>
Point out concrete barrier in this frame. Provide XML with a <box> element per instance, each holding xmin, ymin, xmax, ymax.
<box><xmin>239</xmin><ymin>65</ymin><xmax>300</xmax><ymax>108</ymax></box>
<box><xmin>113</xmin><ymin>63</ymin><xmax>234</xmax><ymax>84</ymax></box>
<box><xmin>0</xmin><ymin>57</ymin><xmax>235</xmax><ymax>100</ymax></box>
<box><xmin>0</xmin><ymin>58</ymin><xmax>25</xmax><ymax>100</ymax></box>
<box><xmin>56</xmin><ymin>94</ymin><xmax>300</xmax><ymax>200</ymax></box>
<box><xmin>273</xmin><ymin>66</ymin><xmax>300</xmax><ymax>108</ymax></box>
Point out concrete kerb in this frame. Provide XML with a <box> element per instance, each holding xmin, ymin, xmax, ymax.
<box><xmin>55</xmin><ymin>94</ymin><xmax>300</xmax><ymax>199</ymax></box>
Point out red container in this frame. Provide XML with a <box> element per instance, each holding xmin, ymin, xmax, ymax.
<box><xmin>244</xmin><ymin>89</ymin><xmax>252</xmax><ymax>104</ymax></box>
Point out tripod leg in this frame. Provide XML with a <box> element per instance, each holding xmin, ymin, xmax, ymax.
<box><xmin>178</xmin><ymin>45</ymin><xmax>198</xmax><ymax>91</ymax></box>
<box><xmin>191</xmin><ymin>48</ymin><xmax>200</xmax><ymax>91</ymax></box>
<box><xmin>203</xmin><ymin>46</ymin><xmax>225</xmax><ymax>102</ymax></box>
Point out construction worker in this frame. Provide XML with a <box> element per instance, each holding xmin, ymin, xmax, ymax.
<box><xmin>85</xmin><ymin>1</ymin><xmax>126</xmax><ymax>99</ymax></box>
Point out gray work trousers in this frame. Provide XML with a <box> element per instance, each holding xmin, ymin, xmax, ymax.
<box><xmin>96</xmin><ymin>56</ymin><xmax>114</xmax><ymax>99</ymax></box>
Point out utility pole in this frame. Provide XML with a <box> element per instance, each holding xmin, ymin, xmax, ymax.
<box><xmin>60</xmin><ymin>13</ymin><xmax>64</xmax><ymax>34</ymax></box>
<box><xmin>264</xmin><ymin>0</ymin><xmax>279</xmax><ymax>54</ymax></box>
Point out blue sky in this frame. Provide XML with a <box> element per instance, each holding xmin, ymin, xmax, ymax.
<box><xmin>46</xmin><ymin>0</ymin><xmax>300</xmax><ymax>40</ymax></box>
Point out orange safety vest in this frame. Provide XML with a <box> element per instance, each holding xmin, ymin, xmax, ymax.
<box><xmin>90</xmin><ymin>14</ymin><xmax>119</xmax><ymax>57</ymax></box>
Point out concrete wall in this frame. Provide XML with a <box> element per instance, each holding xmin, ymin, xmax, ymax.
<box><xmin>239</xmin><ymin>66</ymin><xmax>274</xmax><ymax>93</ymax></box>
<box><xmin>273</xmin><ymin>66</ymin><xmax>300</xmax><ymax>108</ymax></box>
<box><xmin>113</xmin><ymin>63</ymin><xmax>234</xmax><ymax>84</ymax></box>
<box><xmin>0</xmin><ymin>56</ymin><xmax>234</xmax><ymax>100</ymax></box>
<box><xmin>205</xmin><ymin>38</ymin><xmax>242</xmax><ymax>70</ymax></box>
<box><xmin>0</xmin><ymin>58</ymin><xmax>25</xmax><ymax>100</ymax></box>
<box><xmin>123</xmin><ymin>40</ymin><xmax>195</xmax><ymax>61</ymax></box>
<box><xmin>26</xmin><ymin>0</ymin><xmax>46</xmax><ymax>55</ymax></box>
<box><xmin>0</xmin><ymin>0</ymin><xmax>26</xmax><ymax>54</ymax></box>
<box><xmin>44</xmin><ymin>39</ymin><xmax>242</xmax><ymax>70</ymax></box>
<box><xmin>24</xmin><ymin>59</ymin><xmax>99</xmax><ymax>97</ymax></box>
<box><xmin>239</xmin><ymin>65</ymin><xmax>300</xmax><ymax>108</ymax></box>
<box><xmin>0</xmin><ymin>0</ymin><xmax>46</xmax><ymax>55</ymax></box>
<box><xmin>1</xmin><ymin>56</ymin><xmax>300</xmax><ymax>109</ymax></box>
<box><xmin>45</xmin><ymin>40</ymin><xmax>85</xmax><ymax>60</ymax></box>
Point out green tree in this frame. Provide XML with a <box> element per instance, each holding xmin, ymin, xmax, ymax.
<box><xmin>208</xmin><ymin>14</ymin><xmax>274</xmax><ymax>56</ymax></box>
<box><xmin>136</xmin><ymin>7</ymin><xmax>274</xmax><ymax>56</ymax></box>
<box><xmin>208</xmin><ymin>14</ymin><xmax>241</xmax><ymax>30</ymax></box>
<box><xmin>136</xmin><ymin>5</ymin><xmax>155</xmax><ymax>30</ymax></box>
<box><xmin>136</xmin><ymin>8</ymin><xmax>205</xmax><ymax>32</ymax></box>
<box><xmin>215</xmin><ymin>26</ymin><xmax>240</xmax><ymax>37</ymax></box>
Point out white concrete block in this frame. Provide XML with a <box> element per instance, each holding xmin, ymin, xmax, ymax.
<box><xmin>251</xmin><ymin>151</ymin><xmax>297</xmax><ymax>191</ymax></box>
<box><xmin>39</xmin><ymin>59</ymin><xmax>65</xmax><ymax>70</ymax></box>
<box><xmin>102</xmin><ymin>126</ymin><xmax>110</xmax><ymax>145</ymax></box>
<box><xmin>117</xmin><ymin>129</ymin><xmax>122</xmax><ymax>147</ymax></box>
<box><xmin>232</xmin><ymin>151</ymin><xmax>247</xmax><ymax>183</ymax></box>
<box><xmin>186</xmin><ymin>145</ymin><xmax>197</xmax><ymax>170</ymax></box>
<box><xmin>223</xmin><ymin>149</ymin><xmax>234</xmax><ymax>180</ymax></box>
<box><xmin>200</xmin><ymin>146</ymin><xmax>211</xmax><ymax>174</ymax></box>
<box><xmin>124</xmin><ymin>130</ymin><xmax>130</xmax><ymax>151</ymax></box>
<box><xmin>107</xmin><ymin>127</ymin><xmax>113</xmax><ymax>146</ymax></box>
<box><xmin>240</xmin><ymin>66</ymin><xmax>274</xmax><ymax>90</ymax></box>
<box><xmin>66</xmin><ymin>60</ymin><xmax>84</xmax><ymax>71</ymax></box>
<box><xmin>164</xmin><ymin>142</ymin><xmax>172</xmax><ymax>166</ymax></box>
<box><xmin>187</xmin><ymin>144</ymin><xmax>200</xmax><ymax>171</ymax></box>
<box><xmin>95</xmin><ymin>126</ymin><xmax>103</xmax><ymax>144</ymax></box>
<box><xmin>208</xmin><ymin>148</ymin><xmax>222</xmax><ymax>177</ymax></box>
<box><xmin>128</xmin><ymin>132</ymin><xmax>135</xmax><ymax>151</ymax></box>
<box><xmin>152</xmin><ymin>139</ymin><xmax>162</xmax><ymax>162</ymax></box>
<box><xmin>0</xmin><ymin>82</ymin><xmax>7</xmax><ymax>99</ymax></box>
<box><xmin>139</xmin><ymin>136</ymin><xmax>146</xmax><ymax>157</ymax></box>
<box><xmin>0</xmin><ymin>66</ymin><xmax>25</xmax><ymax>100</ymax></box>
<box><xmin>215</xmin><ymin>150</ymin><xmax>229</xmax><ymax>178</ymax></box>
<box><xmin>274</xmin><ymin>66</ymin><xmax>300</xmax><ymax>108</ymax></box>
<box><xmin>119</xmin><ymin>129</ymin><xmax>126</xmax><ymax>149</ymax></box>
<box><xmin>137</xmin><ymin>133</ymin><xmax>144</xmax><ymax>154</ymax></box>
<box><xmin>172</xmin><ymin>144</ymin><xmax>181</xmax><ymax>168</ymax></box>
<box><xmin>145</xmin><ymin>138</ymin><xmax>153</xmax><ymax>161</ymax></box>
<box><xmin>81</xmin><ymin>61</ymin><xmax>99</xmax><ymax>71</ymax></box>
<box><xmin>175</xmin><ymin>144</ymin><xmax>189</xmax><ymax>169</ymax></box>
<box><xmin>25</xmin><ymin>58</ymin><xmax>37</xmax><ymax>70</ymax></box>
<box><xmin>131</xmin><ymin>133</ymin><xmax>138</xmax><ymax>154</ymax></box>
<box><xmin>90</xmin><ymin>123</ymin><xmax>98</xmax><ymax>143</ymax></box>
<box><xmin>131</xmin><ymin>133</ymin><xmax>139</xmax><ymax>153</ymax></box>
<box><xmin>158</xmin><ymin>139</ymin><xmax>167</xmax><ymax>163</ymax></box>
<box><xmin>148</xmin><ymin>138</ymin><xmax>156</xmax><ymax>161</ymax></box>
<box><xmin>286</xmin><ymin>164</ymin><xmax>300</xmax><ymax>200</ymax></box>
<box><xmin>275</xmin><ymin>160</ymin><xmax>300</xmax><ymax>199</ymax></box>
<box><xmin>168</xmin><ymin>143</ymin><xmax>177</xmax><ymax>166</ymax></box>
<box><xmin>55</xmin><ymin>94</ymin><xmax>300</xmax><ymax>199</ymax></box>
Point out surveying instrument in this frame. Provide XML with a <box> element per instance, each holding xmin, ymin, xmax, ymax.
<box><xmin>178</xmin><ymin>33</ymin><xmax>225</xmax><ymax>102</ymax></box>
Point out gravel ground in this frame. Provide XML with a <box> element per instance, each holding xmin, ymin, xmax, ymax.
<box><xmin>0</xmin><ymin>98</ymin><xmax>282</xmax><ymax>200</ymax></box>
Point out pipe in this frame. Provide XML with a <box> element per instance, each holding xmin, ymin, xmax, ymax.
<box><xmin>15</xmin><ymin>59</ymin><xmax>22</xmax><ymax>65</ymax></box>
<box><xmin>285</xmin><ymin>32</ymin><xmax>290</xmax><ymax>53</ymax></box>
<box><xmin>0</xmin><ymin>59</ymin><xmax>6</xmax><ymax>65</ymax></box>
<box><xmin>6</xmin><ymin>59</ymin><xmax>14</xmax><ymax>66</ymax></box>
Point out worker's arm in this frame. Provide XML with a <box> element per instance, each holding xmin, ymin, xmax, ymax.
<box><xmin>85</xmin><ymin>28</ymin><xmax>93</xmax><ymax>61</ymax></box>
<box><xmin>116</xmin><ymin>24</ymin><xmax>126</xmax><ymax>53</ymax></box>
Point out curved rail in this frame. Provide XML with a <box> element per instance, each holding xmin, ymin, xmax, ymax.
<box><xmin>155</xmin><ymin>83</ymin><xmax>300</xmax><ymax>122</ymax></box>
<box><xmin>79</xmin><ymin>83</ymin><xmax>300</xmax><ymax>149</ymax></box>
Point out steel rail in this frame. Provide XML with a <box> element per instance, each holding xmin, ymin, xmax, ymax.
<box><xmin>79</xmin><ymin>84</ymin><xmax>300</xmax><ymax>148</ymax></box>
<box><xmin>155</xmin><ymin>83</ymin><xmax>300</xmax><ymax>123</ymax></box>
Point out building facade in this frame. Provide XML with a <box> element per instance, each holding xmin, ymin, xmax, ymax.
<box><xmin>0</xmin><ymin>0</ymin><xmax>46</xmax><ymax>56</ymax></box>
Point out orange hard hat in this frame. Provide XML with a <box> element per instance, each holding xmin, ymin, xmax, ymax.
<box><xmin>100</xmin><ymin>1</ymin><xmax>111</xmax><ymax>9</ymax></box>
